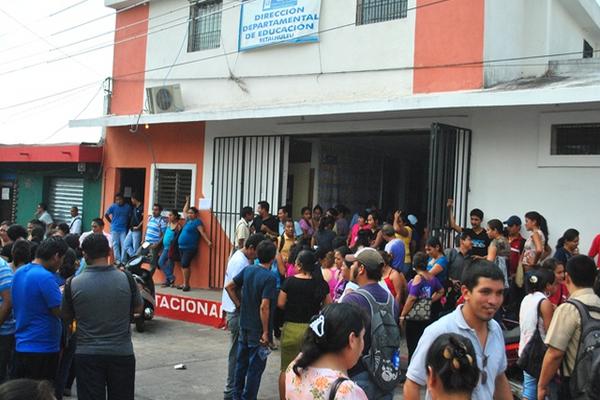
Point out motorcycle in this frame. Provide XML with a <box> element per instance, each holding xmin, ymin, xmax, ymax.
<box><xmin>124</xmin><ymin>242</ymin><xmax>156</xmax><ymax>333</ymax></box>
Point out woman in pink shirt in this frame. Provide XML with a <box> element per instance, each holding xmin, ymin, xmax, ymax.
<box><xmin>348</xmin><ymin>211</ymin><xmax>370</xmax><ymax>248</ymax></box>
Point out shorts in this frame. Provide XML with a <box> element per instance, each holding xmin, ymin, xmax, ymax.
<box><xmin>179</xmin><ymin>249</ymin><xmax>198</xmax><ymax>268</ymax></box>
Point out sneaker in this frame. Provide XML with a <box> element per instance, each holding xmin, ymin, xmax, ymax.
<box><xmin>160</xmin><ymin>281</ymin><xmax>171</xmax><ymax>288</ymax></box>
<box><xmin>182</xmin><ymin>286</ymin><xmax>191</xmax><ymax>292</ymax></box>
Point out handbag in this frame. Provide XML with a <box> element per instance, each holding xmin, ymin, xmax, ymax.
<box><xmin>406</xmin><ymin>298</ymin><xmax>432</xmax><ymax>321</ymax></box>
<box><xmin>517</xmin><ymin>299</ymin><xmax>547</xmax><ymax>378</ymax></box>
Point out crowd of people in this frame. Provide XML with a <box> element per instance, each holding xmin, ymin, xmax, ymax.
<box><xmin>222</xmin><ymin>200</ymin><xmax>600</xmax><ymax>400</ymax></box>
<box><xmin>1</xmin><ymin>194</ymin><xmax>600</xmax><ymax>400</ymax></box>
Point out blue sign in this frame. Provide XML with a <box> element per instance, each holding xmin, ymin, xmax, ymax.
<box><xmin>239</xmin><ymin>0</ymin><xmax>322</xmax><ymax>51</ymax></box>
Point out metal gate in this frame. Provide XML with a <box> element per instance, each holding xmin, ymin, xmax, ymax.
<box><xmin>427</xmin><ymin>124</ymin><xmax>472</xmax><ymax>248</ymax></box>
<box><xmin>47</xmin><ymin>177</ymin><xmax>85</xmax><ymax>224</ymax></box>
<box><xmin>209</xmin><ymin>136</ymin><xmax>287</xmax><ymax>288</ymax></box>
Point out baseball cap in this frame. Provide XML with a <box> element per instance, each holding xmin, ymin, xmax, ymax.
<box><xmin>345</xmin><ymin>247</ymin><xmax>384</xmax><ymax>270</ymax></box>
<box><xmin>504</xmin><ymin>215</ymin><xmax>522</xmax><ymax>226</ymax></box>
<box><xmin>407</xmin><ymin>214</ymin><xmax>418</xmax><ymax>225</ymax></box>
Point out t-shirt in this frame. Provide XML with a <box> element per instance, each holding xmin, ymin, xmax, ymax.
<box><xmin>69</xmin><ymin>216</ymin><xmax>82</xmax><ymax>235</ymax></box>
<box><xmin>464</xmin><ymin>228</ymin><xmax>491</xmax><ymax>258</ymax></box>
<box><xmin>12</xmin><ymin>263</ymin><xmax>62</xmax><ymax>353</ymax></box>
<box><xmin>235</xmin><ymin>218</ymin><xmax>251</xmax><ymax>248</ymax></box>
<box><xmin>554</xmin><ymin>247</ymin><xmax>573</xmax><ymax>266</ymax></box>
<box><xmin>145</xmin><ymin>215</ymin><xmax>167</xmax><ymax>244</ymax></box>
<box><xmin>508</xmin><ymin>234</ymin><xmax>526</xmax><ymax>275</ymax></box>
<box><xmin>278</xmin><ymin>234</ymin><xmax>295</xmax><ymax>261</ymax></box>
<box><xmin>342</xmin><ymin>283</ymin><xmax>399</xmax><ymax>376</ymax></box>
<box><xmin>38</xmin><ymin>211</ymin><xmax>53</xmax><ymax>226</ymax></box>
<box><xmin>396</xmin><ymin>227</ymin><xmax>413</xmax><ymax>264</ymax></box>
<box><xmin>314</xmin><ymin>230</ymin><xmax>336</xmax><ymax>251</ymax></box>
<box><xmin>62</xmin><ymin>266</ymin><xmax>142</xmax><ymax>356</ymax></box>
<box><xmin>254</xmin><ymin>215</ymin><xmax>278</xmax><ymax>236</ymax></box>
<box><xmin>221</xmin><ymin>250</ymin><xmax>250</xmax><ymax>313</ymax></box>
<box><xmin>407</xmin><ymin>275</ymin><xmax>443</xmax><ymax>300</ymax></box>
<box><xmin>589</xmin><ymin>234</ymin><xmax>600</xmax><ymax>268</ymax></box>
<box><xmin>130</xmin><ymin>205</ymin><xmax>143</xmax><ymax>229</ymax></box>
<box><xmin>298</xmin><ymin>218</ymin><xmax>314</xmax><ymax>237</ymax></box>
<box><xmin>233</xmin><ymin>265</ymin><xmax>277</xmax><ymax>333</ymax></box>
<box><xmin>162</xmin><ymin>225</ymin><xmax>177</xmax><ymax>249</ymax></box>
<box><xmin>281</xmin><ymin>276</ymin><xmax>329</xmax><ymax>323</ymax></box>
<box><xmin>334</xmin><ymin>218</ymin><xmax>350</xmax><ymax>237</ymax></box>
<box><xmin>0</xmin><ymin>258</ymin><xmax>15</xmax><ymax>336</ymax></box>
<box><xmin>178</xmin><ymin>219</ymin><xmax>203</xmax><ymax>251</ymax></box>
<box><xmin>427</xmin><ymin>256</ymin><xmax>449</xmax><ymax>283</ymax></box>
<box><xmin>445</xmin><ymin>248</ymin><xmax>471</xmax><ymax>281</ymax></box>
<box><xmin>384</xmin><ymin>239</ymin><xmax>406</xmax><ymax>272</ymax></box>
<box><xmin>105</xmin><ymin>203</ymin><xmax>132</xmax><ymax>233</ymax></box>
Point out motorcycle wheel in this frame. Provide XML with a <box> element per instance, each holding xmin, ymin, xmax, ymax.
<box><xmin>135</xmin><ymin>317</ymin><xmax>145</xmax><ymax>333</ymax></box>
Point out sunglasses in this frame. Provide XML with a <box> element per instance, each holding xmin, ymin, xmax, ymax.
<box><xmin>481</xmin><ymin>354</ymin><xmax>488</xmax><ymax>385</ymax></box>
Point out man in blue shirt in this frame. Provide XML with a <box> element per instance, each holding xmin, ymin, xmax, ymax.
<box><xmin>225</xmin><ymin>239</ymin><xmax>277</xmax><ymax>400</ymax></box>
<box><xmin>12</xmin><ymin>237</ymin><xmax>68</xmax><ymax>382</ymax></box>
<box><xmin>0</xmin><ymin>256</ymin><xmax>15</xmax><ymax>382</ymax></box>
<box><xmin>404</xmin><ymin>260</ymin><xmax>513</xmax><ymax>400</ymax></box>
<box><xmin>104</xmin><ymin>193</ymin><xmax>132</xmax><ymax>266</ymax></box>
<box><xmin>143</xmin><ymin>203</ymin><xmax>168</xmax><ymax>270</ymax></box>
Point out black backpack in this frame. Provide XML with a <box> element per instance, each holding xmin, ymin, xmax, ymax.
<box><xmin>355</xmin><ymin>289</ymin><xmax>401</xmax><ymax>392</ymax></box>
<box><xmin>567</xmin><ymin>299</ymin><xmax>600</xmax><ymax>400</ymax></box>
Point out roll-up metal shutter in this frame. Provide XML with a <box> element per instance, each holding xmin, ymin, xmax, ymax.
<box><xmin>47</xmin><ymin>178</ymin><xmax>84</xmax><ymax>224</ymax></box>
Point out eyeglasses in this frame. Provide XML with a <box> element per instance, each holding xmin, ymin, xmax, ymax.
<box><xmin>481</xmin><ymin>354</ymin><xmax>488</xmax><ymax>385</ymax></box>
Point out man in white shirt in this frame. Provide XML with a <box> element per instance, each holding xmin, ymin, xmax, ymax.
<box><xmin>35</xmin><ymin>203</ymin><xmax>53</xmax><ymax>226</ymax></box>
<box><xmin>234</xmin><ymin>207</ymin><xmax>254</xmax><ymax>250</ymax></box>
<box><xmin>68</xmin><ymin>207</ymin><xmax>82</xmax><ymax>235</ymax></box>
<box><xmin>221</xmin><ymin>233</ymin><xmax>265</xmax><ymax>400</ymax></box>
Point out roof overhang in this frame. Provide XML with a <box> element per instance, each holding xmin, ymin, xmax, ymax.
<box><xmin>70</xmin><ymin>82</ymin><xmax>600</xmax><ymax>128</ymax></box>
<box><xmin>0</xmin><ymin>144</ymin><xmax>103</xmax><ymax>163</ymax></box>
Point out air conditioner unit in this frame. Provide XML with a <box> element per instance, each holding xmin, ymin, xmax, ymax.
<box><xmin>146</xmin><ymin>84</ymin><xmax>184</xmax><ymax>114</ymax></box>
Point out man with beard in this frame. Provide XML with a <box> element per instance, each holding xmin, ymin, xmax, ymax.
<box><xmin>404</xmin><ymin>259</ymin><xmax>512</xmax><ymax>400</ymax></box>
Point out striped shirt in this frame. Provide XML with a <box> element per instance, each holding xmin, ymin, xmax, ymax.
<box><xmin>145</xmin><ymin>215</ymin><xmax>168</xmax><ymax>244</ymax></box>
<box><xmin>0</xmin><ymin>258</ymin><xmax>16</xmax><ymax>336</ymax></box>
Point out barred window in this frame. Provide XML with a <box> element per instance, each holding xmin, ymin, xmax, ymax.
<box><xmin>356</xmin><ymin>0</ymin><xmax>408</xmax><ymax>25</ymax></box>
<box><xmin>551</xmin><ymin>124</ymin><xmax>600</xmax><ymax>155</ymax></box>
<box><xmin>154</xmin><ymin>169</ymin><xmax>193</xmax><ymax>211</ymax></box>
<box><xmin>188</xmin><ymin>0</ymin><xmax>222</xmax><ymax>52</ymax></box>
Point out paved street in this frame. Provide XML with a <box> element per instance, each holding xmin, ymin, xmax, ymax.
<box><xmin>64</xmin><ymin>317</ymin><xmax>409</xmax><ymax>399</ymax></box>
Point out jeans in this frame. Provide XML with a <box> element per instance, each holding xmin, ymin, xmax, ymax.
<box><xmin>352</xmin><ymin>370</ymin><xmax>394</xmax><ymax>400</ymax></box>
<box><xmin>0</xmin><ymin>335</ymin><xmax>14</xmax><ymax>383</ymax></box>
<box><xmin>158</xmin><ymin>248</ymin><xmax>174</xmax><ymax>283</ymax></box>
<box><xmin>233</xmin><ymin>329</ymin><xmax>268</xmax><ymax>400</ymax></box>
<box><xmin>75</xmin><ymin>354</ymin><xmax>135</xmax><ymax>400</ymax></box>
<box><xmin>149</xmin><ymin>243</ymin><xmax>162</xmax><ymax>269</ymax></box>
<box><xmin>111</xmin><ymin>231</ymin><xmax>128</xmax><ymax>264</ymax></box>
<box><xmin>123</xmin><ymin>230</ymin><xmax>142</xmax><ymax>259</ymax></box>
<box><xmin>224</xmin><ymin>311</ymin><xmax>240</xmax><ymax>399</ymax></box>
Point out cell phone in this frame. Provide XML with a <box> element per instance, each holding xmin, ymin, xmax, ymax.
<box><xmin>141</xmin><ymin>242</ymin><xmax>151</xmax><ymax>249</ymax></box>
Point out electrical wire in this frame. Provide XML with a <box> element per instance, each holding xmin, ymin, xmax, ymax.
<box><xmin>36</xmin><ymin>81</ymin><xmax>104</xmax><ymax>143</ymax></box>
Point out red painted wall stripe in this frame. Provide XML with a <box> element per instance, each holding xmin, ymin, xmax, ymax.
<box><xmin>111</xmin><ymin>4</ymin><xmax>149</xmax><ymax>115</ymax></box>
<box><xmin>413</xmin><ymin>0</ymin><xmax>485</xmax><ymax>93</ymax></box>
<box><xmin>155</xmin><ymin>293</ymin><xmax>224</xmax><ymax>328</ymax></box>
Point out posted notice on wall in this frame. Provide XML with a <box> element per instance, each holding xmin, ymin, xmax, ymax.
<box><xmin>238</xmin><ymin>0</ymin><xmax>321</xmax><ymax>51</ymax></box>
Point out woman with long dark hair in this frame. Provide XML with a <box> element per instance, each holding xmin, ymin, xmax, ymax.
<box><xmin>401</xmin><ymin>252</ymin><xmax>444</xmax><ymax>361</ymax></box>
<box><xmin>278</xmin><ymin>250</ymin><xmax>331</xmax><ymax>399</ymax></box>
<box><xmin>519</xmin><ymin>268</ymin><xmax>556</xmax><ymax>400</ymax></box>
<box><xmin>177</xmin><ymin>196</ymin><xmax>212</xmax><ymax>291</ymax></box>
<box><xmin>554</xmin><ymin>228</ymin><xmax>579</xmax><ymax>265</ymax></box>
<box><xmin>521</xmin><ymin>211</ymin><xmax>548</xmax><ymax>271</ymax></box>
<box><xmin>285</xmin><ymin>303</ymin><xmax>368</xmax><ymax>400</ymax></box>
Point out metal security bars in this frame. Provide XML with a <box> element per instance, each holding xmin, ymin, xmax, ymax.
<box><xmin>209</xmin><ymin>136</ymin><xmax>287</xmax><ymax>288</ymax></box>
<box><xmin>427</xmin><ymin>124</ymin><xmax>472</xmax><ymax>249</ymax></box>
<box><xmin>154</xmin><ymin>169</ymin><xmax>192</xmax><ymax>211</ymax></box>
<box><xmin>356</xmin><ymin>0</ymin><xmax>408</xmax><ymax>25</ymax></box>
<box><xmin>188</xmin><ymin>0</ymin><xmax>222</xmax><ymax>52</ymax></box>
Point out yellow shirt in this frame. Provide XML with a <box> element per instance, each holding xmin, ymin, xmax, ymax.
<box><xmin>278</xmin><ymin>234</ymin><xmax>294</xmax><ymax>261</ymax></box>
<box><xmin>395</xmin><ymin>226</ymin><xmax>412</xmax><ymax>264</ymax></box>
<box><xmin>545</xmin><ymin>288</ymin><xmax>600</xmax><ymax>376</ymax></box>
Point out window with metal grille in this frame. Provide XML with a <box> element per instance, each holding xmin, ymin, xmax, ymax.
<box><xmin>154</xmin><ymin>169</ymin><xmax>192</xmax><ymax>211</ymax></box>
<box><xmin>551</xmin><ymin>123</ymin><xmax>600</xmax><ymax>155</ymax></box>
<box><xmin>356</xmin><ymin>0</ymin><xmax>408</xmax><ymax>25</ymax></box>
<box><xmin>188</xmin><ymin>0</ymin><xmax>222</xmax><ymax>52</ymax></box>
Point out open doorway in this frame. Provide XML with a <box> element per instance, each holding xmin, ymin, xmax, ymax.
<box><xmin>117</xmin><ymin>168</ymin><xmax>146</xmax><ymax>204</ymax></box>
<box><xmin>287</xmin><ymin>132</ymin><xmax>430</xmax><ymax>222</ymax></box>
